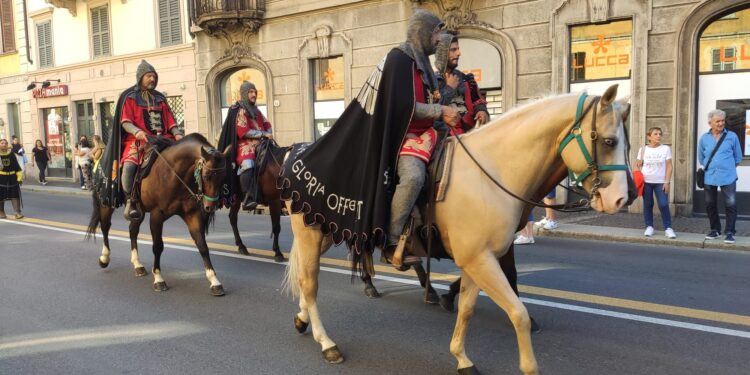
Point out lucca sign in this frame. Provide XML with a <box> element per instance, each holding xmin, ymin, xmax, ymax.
<box><xmin>32</xmin><ymin>84</ymin><xmax>69</xmax><ymax>98</ymax></box>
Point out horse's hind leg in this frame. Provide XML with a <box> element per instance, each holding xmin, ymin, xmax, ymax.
<box><xmin>98</xmin><ymin>206</ymin><xmax>114</xmax><ymax>268</ymax></box>
<box><xmin>413</xmin><ymin>263</ymin><xmax>439</xmax><ymax>304</ymax></box>
<box><xmin>361</xmin><ymin>273</ymin><xmax>380</xmax><ymax>298</ymax></box>
<box><xmin>186</xmin><ymin>212</ymin><xmax>224</xmax><ymax>296</ymax></box>
<box><xmin>229</xmin><ymin>201</ymin><xmax>249</xmax><ymax>256</ymax></box>
<box><xmin>461</xmin><ymin>252</ymin><xmax>539</xmax><ymax>375</ymax></box>
<box><xmin>269</xmin><ymin>199</ymin><xmax>285</xmax><ymax>262</ymax></box>
<box><xmin>128</xmin><ymin>215</ymin><xmax>147</xmax><ymax>277</ymax></box>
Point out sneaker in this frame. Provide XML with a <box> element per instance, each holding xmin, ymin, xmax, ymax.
<box><xmin>534</xmin><ymin>217</ymin><xmax>548</xmax><ymax>227</ymax></box>
<box><xmin>81</xmin><ymin>186</ymin><xmax>87</xmax><ymax>190</ymax></box>
<box><xmin>665</xmin><ymin>228</ymin><xmax>676</xmax><ymax>239</ymax></box>
<box><xmin>724</xmin><ymin>234</ymin><xmax>735</xmax><ymax>244</ymax></box>
<box><xmin>542</xmin><ymin>220</ymin><xmax>559</xmax><ymax>230</ymax></box>
<box><xmin>514</xmin><ymin>235</ymin><xmax>535</xmax><ymax>245</ymax></box>
<box><xmin>644</xmin><ymin>226</ymin><xmax>654</xmax><ymax>237</ymax></box>
<box><xmin>14</xmin><ymin>213</ymin><xmax>24</xmax><ymax>219</ymax></box>
<box><xmin>705</xmin><ymin>231</ymin><xmax>720</xmax><ymax>240</ymax></box>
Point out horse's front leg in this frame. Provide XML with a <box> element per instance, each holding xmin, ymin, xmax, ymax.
<box><xmin>461</xmin><ymin>252</ymin><xmax>539</xmax><ymax>375</ymax></box>
<box><xmin>229</xmin><ymin>200</ymin><xmax>249</xmax><ymax>256</ymax></box>
<box><xmin>148</xmin><ymin>211</ymin><xmax>169</xmax><ymax>292</ymax></box>
<box><xmin>413</xmin><ymin>263</ymin><xmax>439</xmax><ymax>304</ymax></box>
<box><xmin>128</xmin><ymin>214</ymin><xmax>148</xmax><ymax>277</ymax></box>
<box><xmin>361</xmin><ymin>273</ymin><xmax>380</xmax><ymax>298</ymax></box>
<box><xmin>98</xmin><ymin>206</ymin><xmax>114</xmax><ymax>268</ymax></box>
<box><xmin>268</xmin><ymin>199</ymin><xmax>285</xmax><ymax>262</ymax></box>
<box><xmin>186</xmin><ymin>212</ymin><xmax>224</xmax><ymax>296</ymax></box>
<box><xmin>448</xmin><ymin>271</ymin><xmax>480</xmax><ymax>373</ymax></box>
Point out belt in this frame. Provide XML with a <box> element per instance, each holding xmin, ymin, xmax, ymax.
<box><xmin>0</xmin><ymin>171</ymin><xmax>18</xmax><ymax>175</ymax></box>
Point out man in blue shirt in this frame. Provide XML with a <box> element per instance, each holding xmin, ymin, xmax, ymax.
<box><xmin>698</xmin><ymin>109</ymin><xmax>742</xmax><ymax>244</ymax></box>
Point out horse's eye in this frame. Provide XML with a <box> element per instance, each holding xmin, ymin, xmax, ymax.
<box><xmin>604</xmin><ymin>138</ymin><xmax>617</xmax><ymax>147</ymax></box>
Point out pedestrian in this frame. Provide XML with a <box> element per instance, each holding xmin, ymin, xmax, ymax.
<box><xmin>89</xmin><ymin>134</ymin><xmax>105</xmax><ymax>172</ymax></box>
<box><xmin>636</xmin><ymin>127</ymin><xmax>676</xmax><ymax>239</ymax></box>
<box><xmin>514</xmin><ymin>213</ymin><xmax>535</xmax><ymax>245</ymax></box>
<box><xmin>0</xmin><ymin>138</ymin><xmax>24</xmax><ymax>219</ymax></box>
<box><xmin>10</xmin><ymin>135</ymin><xmax>26</xmax><ymax>174</ymax></box>
<box><xmin>698</xmin><ymin>109</ymin><xmax>742</xmax><ymax>244</ymax></box>
<box><xmin>75</xmin><ymin>137</ymin><xmax>93</xmax><ymax>190</ymax></box>
<box><xmin>31</xmin><ymin>139</ymin><xmax>51</xmax><ymax>185</ymax></box>
<box><xmin>75</xmin><ymin>135</ymin><xmax>89</xmax><ymax>189</ymax></box>
<box><xmin>535</xmin><ymin>190</ymin><xmax>559</xmax><ymax>230</ymax></box>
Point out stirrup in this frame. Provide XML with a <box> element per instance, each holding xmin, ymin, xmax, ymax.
<box><xmin>242</xmin><ymin>193</ymin><xmax>257</xmax><ymax>211</ymax></box>
<box><xmin>123</xmin><ymin>199</ymin><xmax>142</xmax><ymax>221</ymax></box>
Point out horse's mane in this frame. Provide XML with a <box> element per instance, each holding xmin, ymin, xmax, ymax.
<box><xmin>177</xmin><ymin>132</ymin><xmax>211</xmax><ymax>147</ymax></box>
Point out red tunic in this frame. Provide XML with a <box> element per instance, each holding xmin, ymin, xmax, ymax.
<box><xmin>120</xmin><ymin>97</ymin><xmax>177</xmax><ymax>165</ymax></box>
<box><xmin>400</xmin><ymin>65</ymin><xmax>438</xmax><ymax>163</ymax></box>
<box><xmin>235</xmin><ymin>107</ymin><xmax>272</xmax><ymax>165</ymax></box>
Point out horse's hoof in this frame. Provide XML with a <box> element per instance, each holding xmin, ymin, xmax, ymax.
<box><xmin>134</xmin><ymin>267</ymin><xmax>147</xmax><ymax>277</ymax></box>
<box><xmin>457</xmin><ymin>365</ymin><xmax>480</xmax><ymax>375</ymax></box>
<box><xmin>322</xmin><ymin>345</ymin><xmax>344</xmax><ymax>364</ymax></box>
<box><xmin>439</xmin><ymin>294</ymin><xmax>455</xmax><ymax>313</ymax></box>
<box><xmin>153</xmin><ymin>281</ymin><xmax>169</xmax><ymax>292</ymax></box>
<box><xmin>294</xmin><ymin>315</ymin><xmax>309</xmax><ymax>333</ymax></box>
<box><xmin>530</xmin><ymin>317</ymin><xmax>541</xmax><ymax>334</ymax></box>
<box><xmin>364</xmin><ymin>286</ymin><xmax>380</xmax><ymax>298</ymax></box>
<box><xmin>274</xmin><ymin>254</ymin><xmax>286</xmax><ymax>262</ymax></box>
<box><xmin>424</xmin><ymin>291</ymin><xmax>439</xmax><ymax>305</ymax></box>
<box><xmin>210</xmin><ymin>285</ymin><xmax>225</xmax><ymax>296</ymax></box>
<box><xmin>237</xmin><ymin>246</ymin><xmax>249</xmax><ymax>256</ymax></box>
<box><xmin>98</xmin><ymin>259</ymin><xmax>109</xmax><ymax>268</ymax></box>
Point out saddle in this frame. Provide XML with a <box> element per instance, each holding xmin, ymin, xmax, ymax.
<box><xmin>139</xmin><ymin>136</ymin><xmax>175</xmax><ymax>180</ymax></box>
<box><xmin>400</xmin><ymin>126</ymin><xmax>457</xmax><ymax>261</ymax></box>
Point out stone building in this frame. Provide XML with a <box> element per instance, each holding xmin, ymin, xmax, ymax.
<box><xmin>1</xmin><ymin>0</ymin><xmax>749</xmax><ymax>216</ymax></box>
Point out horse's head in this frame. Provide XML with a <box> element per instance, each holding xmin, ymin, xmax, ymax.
<box><xmin>560</xmin><ymin>84</ymin><xmax>635</xmax><ymax>214</ymax></box>
<box><xmin>198</xmin><ymin>145</ymin><xmax>231</xmax><ymax>214</ymax></box>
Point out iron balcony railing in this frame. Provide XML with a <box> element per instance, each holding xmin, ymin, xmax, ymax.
<box><xmin>191</xmin><ymin>0</ymin><xmax>266</xmax><ymax>19</ymax></box>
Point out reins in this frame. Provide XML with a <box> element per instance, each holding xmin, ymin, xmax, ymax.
<box><xmin>451</xmin><ymin>94</ymin><xmax>600</xmax><ymax>212</ymax></box>
<box><xmin>148</xmin><ymin>140</ymin><xmax>225</xmax><ymax>206</ymax></box>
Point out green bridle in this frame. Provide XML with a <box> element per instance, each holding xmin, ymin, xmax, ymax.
<box><xmin>558</xmin><ymin>94</ymin><xmax>629</xmax><ymax>197</ymax></box>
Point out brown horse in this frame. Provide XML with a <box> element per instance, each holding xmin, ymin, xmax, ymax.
<box><xmin>227</xmin><ymin>139</ymin><xmax>289</xmax><ymax>262</ymax></box>
<box><xmin>283</xmin><ymin>86</ymin><xmax>633</xmax><ymax>374</ymax></box>
<box><xmin>86</xmin><ymin>134</ymin><xmax>231</xmax><ymax>296</ymax></box>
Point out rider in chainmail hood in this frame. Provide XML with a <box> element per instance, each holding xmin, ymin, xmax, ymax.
<box><xmin>433</xmin><ymin>32</ymin><xmax>454</xmax><ymax>77</ymax></box>
<box><xmin>398</xmin><ymin>9</ymin><xmax>443</xmax><ymax>95</ymax></box>
<box><xmin>239</xmin><ymin>81</ymin><xmax>258</xmax><ymax>120</ymax></box>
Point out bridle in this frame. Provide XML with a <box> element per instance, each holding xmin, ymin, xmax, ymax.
<box><xmin>150</xmin><ymin>144</ymin><xmax>226</xmax><ymax>207</ymax></box>
<box><xmin>452</xmin><ymin>93</ymin><xmax>628</xmax><ymax>211</ymax></box>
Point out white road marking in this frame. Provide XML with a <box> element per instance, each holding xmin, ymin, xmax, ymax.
<box><xmin>3</xmin><ymin>220</ymin><xmax>749</xmax><ymax>340</ymax></box>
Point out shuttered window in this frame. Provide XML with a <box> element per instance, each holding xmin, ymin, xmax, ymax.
<box><xmin>36</xmin><ymin>21</ymin><xmax>53</xmax><ymax>68</ymax></box>
<box><xmin>0</xmin><ymin>0</ymin><xmax>15</xmax><ymax>53</ymax></box>
<box><xmin>158</xmin><ymin>0</ymin><xmax>182</xmax><ymax>47</ymax></box>
<box><xmin>91</xmin><ymin>5</ymin><xmax>110</xmax><ymax>57</ymax></box>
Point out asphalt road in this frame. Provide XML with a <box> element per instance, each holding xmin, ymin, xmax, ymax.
<box><xmin>0</xmin><ymin>191</ymin><xmax>748</xmax><ymax>375</ymax></box>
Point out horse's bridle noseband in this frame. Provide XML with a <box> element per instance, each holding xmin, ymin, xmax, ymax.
<box><xmin>558</xmin><ymin>94</ymin><xmax>629</xmax><ymax>198</ymax></box>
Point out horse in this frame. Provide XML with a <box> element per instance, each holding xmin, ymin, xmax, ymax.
<box><xmin>86</xmin><ymin>133</ymin><xmax>231</xmax><ymax>296</ymax></box>
<box><xmin>282</xmin><ymin>85</ymin><xmax>634</xmax><ymax>374</ymax></box>
<box><xmin>227</xmin><ymin>139</ymin><xmax>289</xmax><ymax>262</ymax></box>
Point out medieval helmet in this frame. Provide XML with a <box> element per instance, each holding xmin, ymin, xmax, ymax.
<box><xmin>136</xmin><ymin>59</ymin><xmax>158</xmax><ymax>88</ymax></box>
<box><xmin>406</xmin><ymin>9</ymin><xmax>443</xmax><ymax>56</ymax></box>
<box><xmin>434</xmin><ymin>33</ymin><xmax>457</xmax><ymax>74</ymax></box>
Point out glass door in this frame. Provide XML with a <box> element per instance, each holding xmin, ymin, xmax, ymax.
<box><xmin>43</xmin><ymin>107</ymin><xmax>72</xmax><ymax>178</ymax></box>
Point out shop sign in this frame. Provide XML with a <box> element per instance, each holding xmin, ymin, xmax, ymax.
<box><xmin>572</xmin><ymin>35</ymin><xmax>630</xmax><ymax>68</ymax></box>
<box><xmin>32</xmin><ymin>85</ymin><xmax>69</xmax><ymax>99</ymax></box>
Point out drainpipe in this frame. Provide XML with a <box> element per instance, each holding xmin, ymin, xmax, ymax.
<box><xmin>22</xmin><ymin>0</ymin><xmax>32</xmax><ymax>64</ymax></box>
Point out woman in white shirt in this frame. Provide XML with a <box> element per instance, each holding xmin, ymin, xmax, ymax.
<box><xmin>636</xmin><ymin>127</ymin><xmax>676</xmax><ymax>238</ymax></box>
<box><xmin>75</xmin><ymin>138</ymin><xmax>93</xmax><ymax>190</ymax></box>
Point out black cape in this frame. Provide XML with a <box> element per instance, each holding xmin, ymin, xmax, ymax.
<box><xmin>217</xmin><ymin>104</ymin><xmax>242</xmax><ymax>209</ymax></box>
<box><xmin>278</xmin><ymin>48</ymin><xmax>417</xmax><ymax>253</ymax></box>
<box><xmin>96</xmin><ymin>85</ymin><xmax>168</xmax><ymax>207</ymax></box>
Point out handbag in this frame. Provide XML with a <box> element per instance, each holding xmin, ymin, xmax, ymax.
<box><xmin>697</xmin><ymin>132</ymin><xmax>727</xmax><ymax>189</ymax></box>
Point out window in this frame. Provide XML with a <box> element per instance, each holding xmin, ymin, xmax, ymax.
<box><xmin>91</xmin><ymin>5</ymin><xmax>110</xmax><ymax>58</ymax></box>
<box><xmin>36</xmin><ymin>21</ymin><xmax>53</xmax><ymax>68</ymax></box>
<box><xmin>166</xmin><ymin>96</ymin><xmax>184</xmax><ymax>134</ymax></box>
<box><xmin>312</xmin><ymin>57</ymin><xmax>345</xmax><ymax>139</ymax></box>
<box><xmin>569</xmin><ymin>20</ymin><xmax>632</xmax><ymax>82</ymax></box>
<box><xmin>571</xmin><ymin>52</ymin><xmax>586</xmax><ymax>82</ymax></box>
<box><xmin>0</xmin><ymin>0</ymin><xmax>15</xmax><ymax>53</ymax></box>
<box><xmin>711</xmin><ymin>47</ymin><xmax>736</xmax><ymax>72</ymax></box>
<box><xmin>158</xmin><ymin>0</ymin><xmax>182</xmax><ymax>47</ymax></box>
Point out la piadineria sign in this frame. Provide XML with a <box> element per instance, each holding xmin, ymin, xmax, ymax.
<box><xmin>32</xmin><ymin>85</ymin><xmax>69</xmax><ymax>99</ymax></box>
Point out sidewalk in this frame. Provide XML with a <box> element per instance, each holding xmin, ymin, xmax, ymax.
<box><xmin>18</xmin><ymin>178</ymin><xmax>750</xmax><ymax>252</ymax></box>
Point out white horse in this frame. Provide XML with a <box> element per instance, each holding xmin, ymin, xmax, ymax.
<box><xmin>283</xmin><ymin>84</ymin><xmax>633</xmax><ymax>374</ymax></box>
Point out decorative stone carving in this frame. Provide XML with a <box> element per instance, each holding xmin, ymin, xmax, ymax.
<box><xmin>589</xmin><ymin>0</ymin><xmax>610</xmax><ymax>23</ymax></box>
<box><xmin>415</xmin><ymin>0</ymin><xmax>495</xmax><ymax>32</ymax></box>
<box><xmin>45</xmin><ymin>0</ymin><xmax>76</xmax><ymax>16</ymax></box>
<box><xmin>314</xmin><ymin>26</ymin><xmax>333</xmax><ymax>58</ymax></box>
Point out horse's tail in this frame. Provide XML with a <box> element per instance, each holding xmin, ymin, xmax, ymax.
<box><xmin>85</xmin><ymin>190</ymin><xmax>101</xmax><ymax>242</ymax></box>
<box><xmin>282</xmin><ymin>239</ymin><xmax>300</xmax><ymax>298</ymax></box>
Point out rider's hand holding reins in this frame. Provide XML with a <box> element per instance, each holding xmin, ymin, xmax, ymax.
<box><xmin>441</xmin><ymin>105</ymin><xmax>460</xmax><ymax>128</ymax></box>
<box><xmin>135</xmin><ymin>130</ymin><xmax>148</xmax><ymax>143</ymax></box>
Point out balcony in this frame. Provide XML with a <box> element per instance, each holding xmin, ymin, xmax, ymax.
<box><xmin>190</xmin><ymin>0</ymin><xmax>266</xmax><ymax>37</ymax></box>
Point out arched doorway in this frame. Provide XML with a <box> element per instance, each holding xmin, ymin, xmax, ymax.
<box><xmin>218</xmin><ymin>68</ymin><xmax>269</xmax><ymax>125</ymax></box>
<box><xmin>692</xmin><ymin>6</ymin><xmax>750</xmax><ymax>216</ymax></box>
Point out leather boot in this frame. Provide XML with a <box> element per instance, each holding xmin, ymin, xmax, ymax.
<box><xmin>242</xmin><ymin>192</ymin><xmax>258</xmax><ymax>211</ymax></box>
<box><xmin>240</xmin><ymin>169</ymin><xmax>258</xmax><ymax>211</ymax></box>
<box><xmin>123</xmin><ymin>199</ymin><xmax>142</xmax><ymax>221</ymax></box>
<box><xmin>381</xmin><ymin>245</ymin><xmax>421</xmax><ymax>269</ymax></box>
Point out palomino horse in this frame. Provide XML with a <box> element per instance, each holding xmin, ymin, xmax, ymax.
<box><xmin>283</xmin><ymin>85</ymin><xmax>632</xmax><ymax>374</ymax></box>
<box><xmin>86</xmin><ymin>134</ymin><xmax>231</xmax><ymax>296</ymax></box>
<box><xmin>227</xmin><ymin>139</ymin><xmax>289</xmax><ymax>262</ymax></box>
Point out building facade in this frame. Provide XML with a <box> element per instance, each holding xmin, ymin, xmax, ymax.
<box><xmin>1</xmin><ymin>0</ymin><xmax>749</xmax><ymax>217</ymax></box>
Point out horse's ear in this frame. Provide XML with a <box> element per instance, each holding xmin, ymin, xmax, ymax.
<box><xmin>222</xmin><ymin>145</ymin><xmax>232</xmax><ymax>158</ymax></box>
<box><xmin>201</xmin><ymin>146</ymin><xmax>212</xmax><ymax>160</ymax></box>
<box><xmin>601</xmin><ymin>84</ymin><xmax>619</xmax><ymax>108</ymax></box>
<box><xmin>616</xmin><ymin>96</ymin><xmax>631</xmax><ymax>123</ymax></box>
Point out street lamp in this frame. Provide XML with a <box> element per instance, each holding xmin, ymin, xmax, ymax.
<box><xmin>26</xmin><ymin>79</ymin><xmax>61</xmax><ymax>90</ymax></box>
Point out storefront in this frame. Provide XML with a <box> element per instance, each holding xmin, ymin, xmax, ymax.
<box><xmin>33</xmin><ymin>84</ymin><xmax>73</xmax><ymax>178</ymax></box>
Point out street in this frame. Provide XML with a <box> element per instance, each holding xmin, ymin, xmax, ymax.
<box><xmin>1</xmin><ymin>191</ymin><xmax>748</xmax><ymax>375</ymax></box>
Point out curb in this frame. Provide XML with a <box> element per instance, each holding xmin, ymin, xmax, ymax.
<box><xmin>22</xmin><ymin>185</ymin><xmax>93</xmax><ymax>197</ymax></box>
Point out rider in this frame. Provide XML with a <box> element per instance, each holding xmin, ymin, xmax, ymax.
<box><xmin>218</xmin><ymin>81</ymin><xmax>273</xmax><ymax>212</ymax></box>
<box><xmin>118</xmin><ymin>60</ymin><xmax>183</xmax><ymax>220</ymax></box>
<box><xmin>434</xmin><ymin>33</ymin><xmax>489</xmax><ymax>133</ymax></box>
